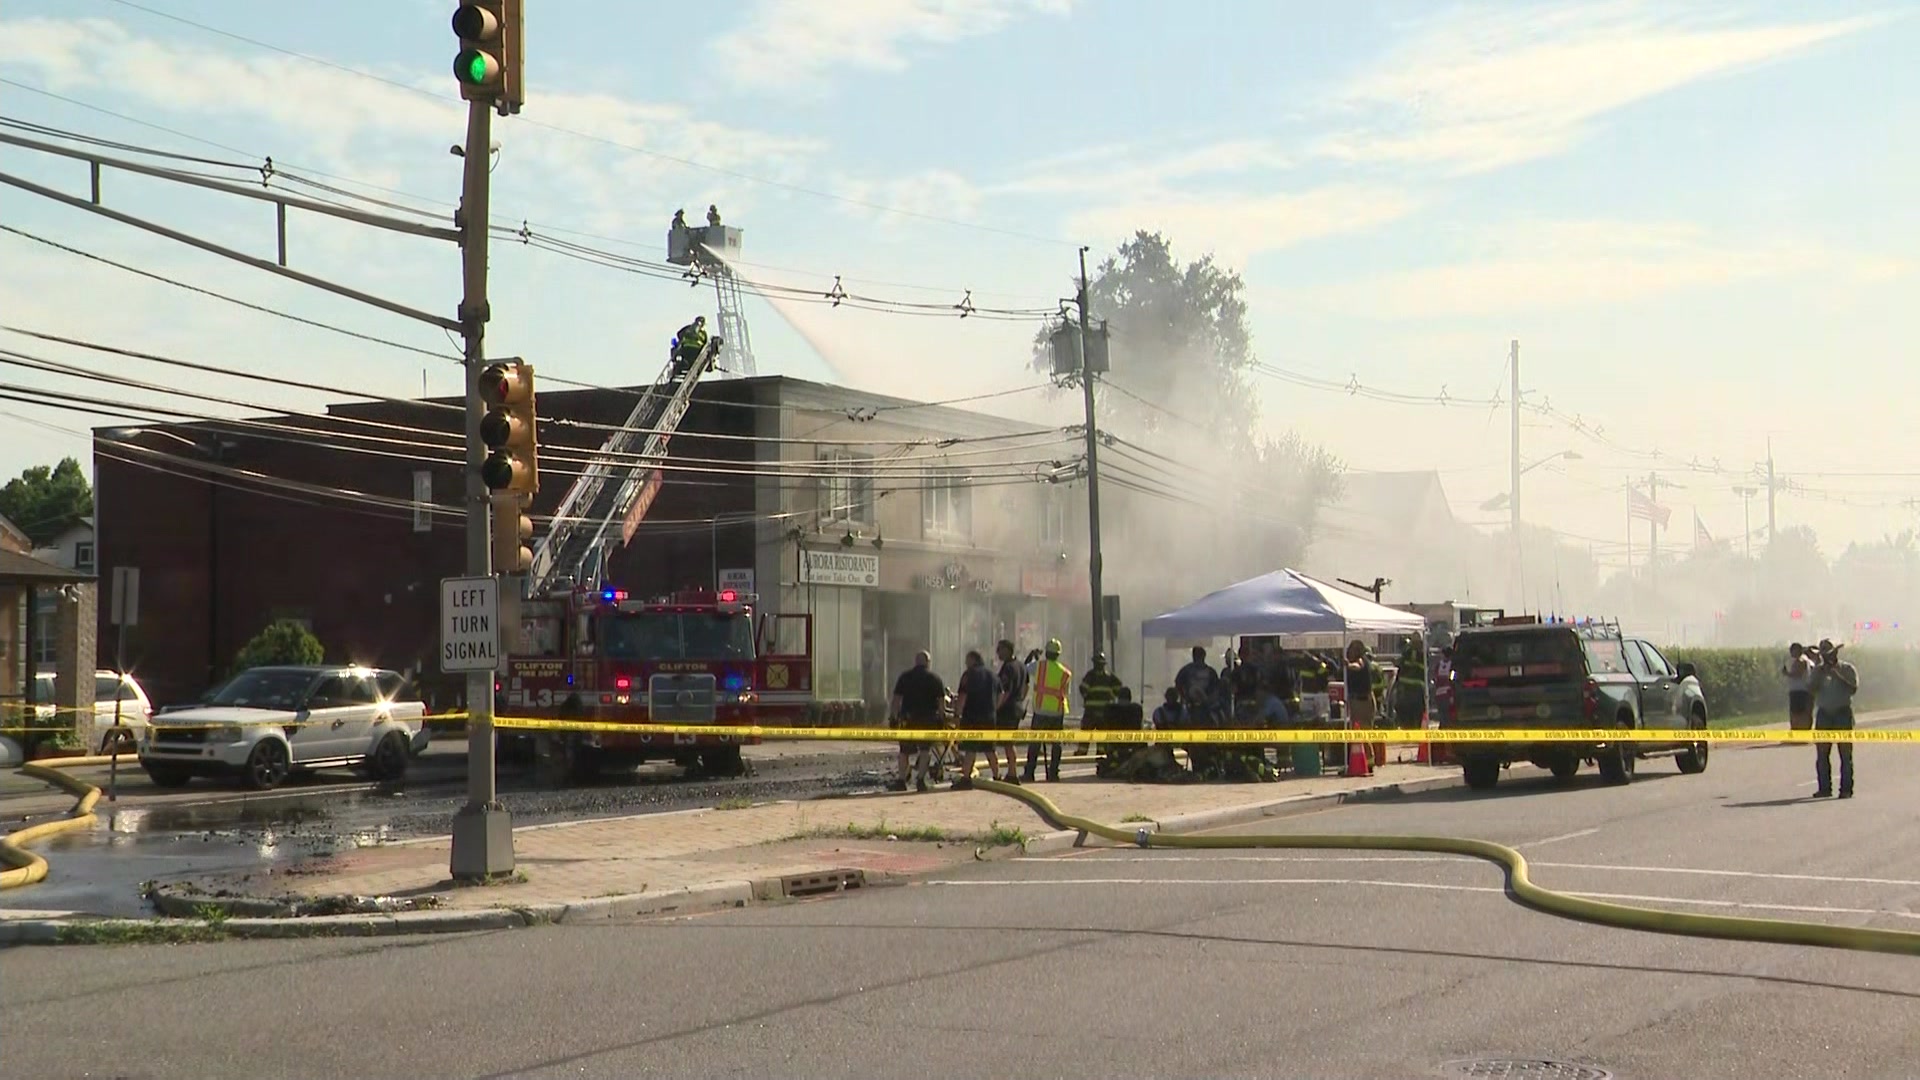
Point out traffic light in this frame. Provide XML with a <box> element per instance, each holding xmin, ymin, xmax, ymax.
<box><xmin>492</xmin><ymin>494</ymin><xmax>533</xmax><ymax>574</ymax></box>
<box><xmin>452</xmin><ymin>0</ymin><xmax>523</xmax><ymax>112</ymax></box>
<box><xmin>479</xmin><ymin>359</ymin><xmax>537</xmax><ymax>495</ymax></box>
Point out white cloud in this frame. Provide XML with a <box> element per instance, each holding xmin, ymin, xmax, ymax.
<box><xmin>1317</xmin><ymin>3</ymin><xmax>1882</xmax><ymax>174</ymax></box>
<box><xmin>711</xmin><ymin>0</ymin><xmax>1075</xmax><ymax>93</ymax></box>
<box><xmin>1292</xmin><ymin>219</ymin><xmax>1910</xmax><ymax>320</ymax></box>
<box><xmin>996</xmin><ymin>138</ymin><xmax>1293</xmax><ymax>197</ymax></box>
<box><xmin>0</xmin><ymin>15</ymin><xmax>822</xmax><ymax>214</ymax></box>
<box><xmin>830</xmin><ymin>168</ymin><xmax>987</xmax><ymax>228</ymax></box>
<box><xmin>1066</xmin><ymin>186</ymin><xmax>1419</xmax><ymax>267</ymax></box>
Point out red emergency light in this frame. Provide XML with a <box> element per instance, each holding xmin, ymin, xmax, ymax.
<box><xmin>718</xmin><ymin>589</ymin><xmax>737</xmax><ymax>602</ymax></box>
<box><xmin>615</xmin><ymin>676</ymin><xmax>631</xmax><ymax>690</ymax></box>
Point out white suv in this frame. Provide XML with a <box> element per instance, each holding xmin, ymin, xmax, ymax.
<box><xmin>32</xmin><ymin>670</ymin><xmax>155</xmax><ymax>754</ymax></box>
<box><xmin>140</xmin><ymin>665</ymin><xmax>429</xmax><ymax>791</ymax></box>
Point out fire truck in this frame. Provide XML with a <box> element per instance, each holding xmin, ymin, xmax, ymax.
<box><xmin>496</xmin><ymin>331</ymin><xmax>813</xmax><ymax>780</ymax></box>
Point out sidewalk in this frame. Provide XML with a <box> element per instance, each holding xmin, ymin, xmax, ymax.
<box><xmin>164</xmin><ymin>758</ymin><xmax>1460</xmax><ymax>920</ymax></box>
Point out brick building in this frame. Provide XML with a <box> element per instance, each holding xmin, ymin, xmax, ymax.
<box><xmin>92</xmin><ymin>376</ymin><xmax>1091</xmax><ymax>710</ymax></box>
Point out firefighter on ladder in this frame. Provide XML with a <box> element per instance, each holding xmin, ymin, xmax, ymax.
<box><xmin>672</xmin><ymin>316</ymin><xmax>708</xmax><ymax>378</ymax></box>
<box><xmin>1025</xmin><ymin>639</ymin><xmax>1073</xmax><ymax>783</ymax></box>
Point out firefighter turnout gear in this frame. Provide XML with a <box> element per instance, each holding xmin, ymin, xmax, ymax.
<box><xmin>1079</xmin><ymin>654</ymin><xmax>1124</xmax><ymax>754</ymax></box>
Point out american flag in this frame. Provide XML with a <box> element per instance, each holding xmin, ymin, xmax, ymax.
<box><xmin>1693</xmin><ymin>511</ymin><xmax>1713</xmax><ymax>552</ymax></box>
<box><xmin>1629</xmin><ymin>487</ymin><xmax>1671</xmax><ymax>526</ymax></box>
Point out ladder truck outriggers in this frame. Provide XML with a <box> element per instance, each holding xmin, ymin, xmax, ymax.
<box><xmin>498</xmin><ymin>332</ymin><xmax>814</xmax><ymax>781</ymax></box>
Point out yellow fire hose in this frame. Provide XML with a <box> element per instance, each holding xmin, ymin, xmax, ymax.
<box><xmin>974</xmin><ymin>778</ymin><xmax>1920</xmax><ymax>957</ymax></box>
<box><xmin>0</xmin><ymin>755</ymin><xmax>127</xmax><ymax>890</ymax></box>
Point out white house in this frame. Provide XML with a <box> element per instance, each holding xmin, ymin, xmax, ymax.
<box><xmin>29</xmin><ymin>517</ymin><xmax>93</xmax><ymax>666</ymax></box>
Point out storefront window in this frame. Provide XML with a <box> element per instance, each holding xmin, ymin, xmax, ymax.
<box><xmin>809</xmin><ymin>585</ymin><xmax>863</xmax><ymax>699</ymax></box>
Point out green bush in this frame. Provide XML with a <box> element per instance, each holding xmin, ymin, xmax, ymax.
<box><xmin>232</xmin><ymin>619</ymin><xmax>325</xmax><ymax>674</ymax></box>
<box><xmin>1665</xmin><ymin>647</ymin><xmax>1920</xmax><ymax>721</ymax></box>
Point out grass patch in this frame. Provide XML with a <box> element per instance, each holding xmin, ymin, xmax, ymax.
<box><xmin>981</xmin><ymin>822</ymin><xmax>1026</xmax><ymax>847</ymax></box>
<box><xmin>1710</xmin><ymin>711</ymin><xmax>1787</xmax><ymax>730</ymax></box>
<box><xmin>794</xmin><ymin>819</ymin><xmax>1025</xmax><ymax>847</ymax></box>
<box><xmin>714</xmin><ymin>796</ymin><xmax>755</xmax><ymax>811</ymax></box>
<box><xmin>56</xmin><ymin>918</ymin><xmax>230</xmax><ymax>946</ymax></box>
<box><xmin>1119</xmin><ymin>813</ymin><xmax>1154</xmax><ymax>824</ymax></box>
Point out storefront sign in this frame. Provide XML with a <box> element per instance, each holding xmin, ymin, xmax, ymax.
<box><xmin>800</xmin><ymin>549</ymin><xmax>880</xmax><ymax>588</ymax></box>
<box><xmin>1020</xmin><ymin>565</ymin><xmax>1087</xmax><ymax>598</ymax></box>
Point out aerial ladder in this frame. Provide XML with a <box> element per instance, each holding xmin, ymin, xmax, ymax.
<box><xmin>525</xmin><ymin>334</ymin><xmax>723</xmax><ymax>597</ymax></box>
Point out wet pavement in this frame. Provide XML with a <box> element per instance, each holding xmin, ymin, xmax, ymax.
<box><xmin>1</xmin><ymin>742</ymin><xmax>899</xmax><ymax>918</ymax></box>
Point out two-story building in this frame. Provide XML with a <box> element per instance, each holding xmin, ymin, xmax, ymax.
<box><xmin>92</xmin><ymin>375</ymin><xmax>1092</xmax><ymax>711</ymax></box>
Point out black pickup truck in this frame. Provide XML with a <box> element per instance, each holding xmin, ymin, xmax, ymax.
<box><xmin>1444</xmin><ymin>619</ymin><xmax>1711</xmax><ymax>790</ymax></box>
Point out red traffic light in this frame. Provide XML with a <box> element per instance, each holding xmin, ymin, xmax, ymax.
<box><xmin>479</xmin><ymin>361</ymin><xmax>529</xmax><ymax>405</ymax></box>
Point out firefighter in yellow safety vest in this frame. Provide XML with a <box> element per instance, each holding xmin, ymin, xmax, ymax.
<box><xmin>1025</xmin><ymin>638</ymin><xmax>1073</xmax><ymax>783</ymax></box>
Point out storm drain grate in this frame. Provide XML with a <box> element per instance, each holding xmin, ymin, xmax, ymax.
<box><xmin>1436</xmin><ymin>1060</ymin><xmax>1613</xmax><ymax>1080</ymax></box>
<box><xmin>780</xmin><ymin>869</ymin><xmax>865</xmax><ymax>897</ymax></box>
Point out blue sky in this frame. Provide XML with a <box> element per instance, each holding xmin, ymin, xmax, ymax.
<box><xmin>0</xmin><ymin>0</ymin><xmax>1914</xmax><ymax>567</ymax></box>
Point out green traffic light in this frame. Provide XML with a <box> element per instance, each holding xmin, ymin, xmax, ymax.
<box><xmin>455</xmin><ymin>48</ymin><xmax>499</xmax><ymax>87</ymax></box>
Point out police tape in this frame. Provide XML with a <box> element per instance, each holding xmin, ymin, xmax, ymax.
<box><xmin>483</xmin><ymin>717</ymin><xmax>1920</xmax><ymax>744</ymax></box>
<box><xmin>0</xmin><ymin>712</ymin><xmax>470</xmax><ymax>736</ymax></box>
<box><xmin>0</xmin><ymin>715</ymin><xmax>1907</xmax><ymax>744</ymax></box>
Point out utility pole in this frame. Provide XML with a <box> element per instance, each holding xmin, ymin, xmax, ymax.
<box><xmin>1509</xmin><ymin>339</ymin><xmax>1522</xmax><ymax>603</ymax></box>
<box><xmin>1765</xmin><ymin>439</ymin><xmax>1779</xmax><ymax>547</ymax></box>
<box><xmin>1732</xmin><ymin>485</ymin><xmax>1757</xmax><ymax>561</ymax></box>
<box><xmin>1077</xmin><ymin>245</ymin><xmax>1106</xmax><ymax>662</ymax></box>
<box><xmin>1647</xmin><ymin>471</ymin><xmax>1661</xmax><ymax>590</ymax></box>
<box><xmin>449</xmin><ymin>0</ymin><xmax>521</xmax><ymax>880</ymax></box>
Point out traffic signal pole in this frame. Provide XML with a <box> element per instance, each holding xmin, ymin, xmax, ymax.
<box><xmin>450</xmin><ymin>95</ymin><xmax>513</xmax><ymax>880</ymax></box>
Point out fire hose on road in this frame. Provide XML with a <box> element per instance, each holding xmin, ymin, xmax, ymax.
<box><xmin>972</xmin><ymin>777</ymin><xmax>1920</xmax><ymax>958</ymax></box>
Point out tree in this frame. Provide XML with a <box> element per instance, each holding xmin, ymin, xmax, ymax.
<box><xmin>0</xmin><ymin>458</ymin><xmax>92</xmax><ymax>545</ymax></box>
<box><xmin>1034</xmin><ymin>233</ymin><xmax>1346</xmax><ymax>657</ymax></box>
<box><xmin>232</xmin><ymin>620</ymin><xmax>325</xmax><ymax>674</ymax></box>
<box><xmin>1033</xmin><ymin>231</ymin><xmax>1261</xmax><ymax>450</ymax></box>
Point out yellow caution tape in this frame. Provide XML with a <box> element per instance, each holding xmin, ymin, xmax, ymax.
<box><xmin>2</xmin><ymin>712</ymin><xmax>1900</xmax><ymax>743</ymax></box>
<box><xmin>484</xmin><ymin>716</ymin><xmax>1914</xmax><ymax>744</ymax></box>
<box><xmin>0</xmin><ymin>711</ymin><xmax>468</xmax><ymax>736</ymax></box>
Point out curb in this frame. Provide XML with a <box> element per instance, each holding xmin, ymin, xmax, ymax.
<box><xmin>0</xmin><ymin>764</ymin><xmax>1473</xmax><ymax>947</ymax></box>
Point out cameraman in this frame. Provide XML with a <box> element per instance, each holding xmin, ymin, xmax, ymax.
<box><xmin>1808</xmin><ymin>638</ymin><xmax>1860</xmax><ymax>799</ymax></box>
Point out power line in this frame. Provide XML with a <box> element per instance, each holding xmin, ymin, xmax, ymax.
<box><xmin>0</xmin><ymin>228</ymin><xmax>1066</xmax><ymax>432</ymax></box>
<box><xmin>0</xmin><ymin>224</ymin><xmax>457</xmax><ymax>361</ymax></box>
<box><xmin>93</xmin><ymin>0</ymin><xmax>1075</xmax><ymax>248</ymax></box>
<box><xmin>0</xmin><ymin>323</ymin><xmax>1062</xmax><ymax>449</ymax></box>
<box><xmin>1</xmin><ymin>101</ymin><xmax>1068</xmax><ymax>312</ymax></box>
<box><xmin>0</xmin><ymin>372</ymin><xmax>1076</xmax><ymax>487</ymax></box>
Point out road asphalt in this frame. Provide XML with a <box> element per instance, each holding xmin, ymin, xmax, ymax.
<box><xmin>0</xmin><ymin>739</ymin><xmax>897</xmax><ymax>918</ymax></box>
<box><xmin>4</xmin><ymin>734</ymin><xmax>1917</xmax><ymax>1079</ymax></box>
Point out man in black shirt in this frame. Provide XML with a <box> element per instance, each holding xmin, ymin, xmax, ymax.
<box><xmin>952</xmin><ymin>649</ymin><xmax>999</xmax><ymax>788</ymax></box>
<box><xmin>890</xmin><ymin>650</ymin><xmax>947</xmax><ymax>792</ymax></box>
<box><xmin>989</xmin><ymin>640</ymin><xmax>1027</xmax><ymax>784</ymax></box>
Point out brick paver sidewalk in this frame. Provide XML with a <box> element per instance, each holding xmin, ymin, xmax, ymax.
<box><xmin>207</xmin><ymin>760</ymin><xmax>1453</xmax><ymax>911</ymax></box>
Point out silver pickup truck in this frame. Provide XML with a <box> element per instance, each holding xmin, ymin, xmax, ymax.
<box><xmin>140</xmin><ymin>665</ymin><xmax>430</xmax><ymax>790</ymax></box>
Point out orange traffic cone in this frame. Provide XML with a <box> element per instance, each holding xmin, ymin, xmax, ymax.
<box><xmin>1345</xmin><ymin>741</ymin><xmax>1372</xmax><ymax>778</ymax></box>
<box><xmin>1415</xmin><ymin>736</ymin><xmax>1431</xmax><ymax>765</ymax></box>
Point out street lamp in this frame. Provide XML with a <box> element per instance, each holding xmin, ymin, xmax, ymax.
<box><xmin>1479</xmin><ymin>450</ymin><xmax>1581</xmax><ymax>512</ymax></box>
